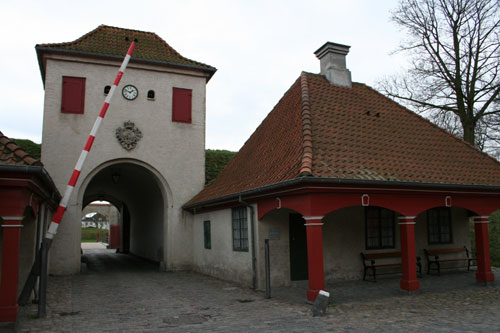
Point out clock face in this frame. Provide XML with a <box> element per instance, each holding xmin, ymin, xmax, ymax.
<box><xmin>122</xmin><ymin>85</ymin><xmax>138</xmax><ymax>100</ymax></box>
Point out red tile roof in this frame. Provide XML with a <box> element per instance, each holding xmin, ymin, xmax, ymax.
<box><xmin>36</xmin><ymin>25</ymin><xmax>216</xmax><ymax>80</ymax></box>
<box><xmin>0</xmin><ymin>132</ymin><xmax>42</xmax><ymax>166</ymax></box>
<box><xmin>186</xmin><ymin>72</ymin><xmax>500</xmax><ymax>207</ymax></box>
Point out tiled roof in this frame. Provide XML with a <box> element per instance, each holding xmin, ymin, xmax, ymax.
<box><xmin>0</xmin><ymin>132</ymin><xmax>42</xmax><ymax>166</ymax></box>
<box><xmin>36</xmin><ymin>25</ymin><xmax>216</xmax><ymax>79</ymax></box>
<box><xmin>186</xmin><ymin>72</ymin><xmax>500</xmax><ymax>207</ymax></box>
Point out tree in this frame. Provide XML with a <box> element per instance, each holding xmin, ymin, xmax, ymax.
<box><xmin>379</xmin><ymin>0</ymin><xmax>500</xmax><ymax>152</ymax></box>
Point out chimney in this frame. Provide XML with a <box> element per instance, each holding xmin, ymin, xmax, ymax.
<box><xmin>314</xmin><ymin>42</ymin><xmax>352</xmax><ymax>88</ymax></box>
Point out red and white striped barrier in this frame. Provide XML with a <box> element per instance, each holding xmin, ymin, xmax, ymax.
<box><xmin>45</xmin><ymin>42</ymin><xmax>136</xmax><ymax>239</ymax></box>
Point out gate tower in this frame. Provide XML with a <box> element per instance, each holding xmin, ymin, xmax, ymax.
<box><xmin>37</xmin><ymin>25</ymin><xmax>216</xmax><ymax>274</ymax></box>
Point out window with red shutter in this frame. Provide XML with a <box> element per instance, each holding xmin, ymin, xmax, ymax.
<box><xmin>61</xmin><ymin>76</ymin><xmax>86</xmax><ymax>114</ymax></box>
<box><xmin>172</xmin><ymin>87</ymin><xmax>192</xmax><ymax>123</ymax></box>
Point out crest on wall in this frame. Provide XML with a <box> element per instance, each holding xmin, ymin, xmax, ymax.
<box><xmin>115</xmin><ymin>121</ymin><xmax>143</xmax><ymax>151</ymax></box>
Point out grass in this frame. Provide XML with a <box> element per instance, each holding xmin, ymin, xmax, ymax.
<box><xmin>81</xmin><ymin>227</ymin><xmax>98</xmax><ymax>242</ymax></box>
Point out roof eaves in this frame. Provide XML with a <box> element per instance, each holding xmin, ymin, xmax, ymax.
<box><xmin>183</xmin><ymin>176</ymin><xmax>500</xmax><ymax>211</ymax></box>
<box><xmin>36</xmin><ymin>47</ymin><xmax>217</xmax><ymax>83</ymax></box>
<box><xmin>0</xmin><ymin>164</ymin><xmax>62</xmax><ymax>207</ymax></box>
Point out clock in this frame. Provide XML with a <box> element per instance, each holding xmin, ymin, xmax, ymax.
<box><xmin>122</xmin><ymin>85</ymin><xmax>138</xmax><ymax>100</ymax></box>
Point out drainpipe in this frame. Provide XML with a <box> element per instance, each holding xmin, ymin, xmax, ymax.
<box><xmin>239</xmin><ymin>195</ymin><xmax>257</xmax><ymax>290</ymax></box>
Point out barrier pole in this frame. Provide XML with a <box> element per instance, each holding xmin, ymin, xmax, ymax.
<box><xmin>45</xmin><ymin>41</ymin><xmax>136</xmax><ymax>240</ymax></box>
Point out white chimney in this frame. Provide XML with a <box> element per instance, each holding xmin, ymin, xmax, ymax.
<box><xmin>314</xmin><ymin>42</ymin><xmax>352</xmax><ymax>88</ymax></box>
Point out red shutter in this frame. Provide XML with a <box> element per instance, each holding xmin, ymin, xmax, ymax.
<box><xmin>172</xmin><ymin>88</ymin><xmax>192</xmax><ymax>123</ymax></box>
<box><xmin>61</xmin><ymin>76</ymin><xmax>86</xmax><ymax>114</ymax></box>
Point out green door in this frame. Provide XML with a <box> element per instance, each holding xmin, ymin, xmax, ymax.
<box><xmin>289</xmin><ymin>214</ymin><xmax>308</xmax><ymax>280</ymax></box>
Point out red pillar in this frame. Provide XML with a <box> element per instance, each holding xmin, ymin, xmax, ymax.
<box><xmin>304</xmin><ymin>216</ymin><xmax>325</xmax><ymax>302</ymax></box>
<box><xmin>473</xmin><ymin>216</ymin><xmax>495</xmax><ymax>283</ymax></box>
<box><xmin>398</xmin><ymin>216</ymin><xmax>420</xmax><ymax>291</ymax></box>
<box><xmin>0</xmin><ymin>216</ymin><xmax>24</xmax><ymax>322</ymax></box>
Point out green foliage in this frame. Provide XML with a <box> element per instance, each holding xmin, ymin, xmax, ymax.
<box><xmin>205</xmin><ymin>149</ymin><xmax>237</xmax><ymax>184</ymax></box>
<box><xmin>488</xmin><ymin>210</ymin><xmax>500</xmax><ymax>267</ymax></box>
<box><xmin>470</xmin><ymin>210</ymin><xmax>500</xmax><ymax>267</ymax></box>
<box><xmin>11</xmin><ymin>138</ymin><xmax>41</xmax><ymax>159</ymax></box>
<box><xmin>81</xmin><ymin>227</ymin><xmax>98</xmax><ymax>242</ymax></box>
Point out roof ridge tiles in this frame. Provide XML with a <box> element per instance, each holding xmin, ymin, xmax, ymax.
<box><xmin>360</xmin><ymin>83</ymin><xmax>500</xmax><ymax>168</ymax></box>
<box><xmin>299</xmin><ymin>72</ymin><xmax>314</xmax><ymax>176</ymax></box>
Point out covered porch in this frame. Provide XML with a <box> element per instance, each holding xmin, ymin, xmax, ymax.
<box><xmin>257</xmin><ymin>181</ymin><xmax>499</xmax><ymax>302</ymax></box>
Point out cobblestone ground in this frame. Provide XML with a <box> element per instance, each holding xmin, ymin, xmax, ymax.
<box><xmin>3</xmin><ymin>248</ymin><xmax>499</xmax><ymax>332</ymax></box>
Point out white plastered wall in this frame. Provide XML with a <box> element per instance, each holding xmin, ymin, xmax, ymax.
<box><xmin>192</xmin><ymin>208</ymin><xmax>253</xmax><ymax>287</ymax></box>
<box><xmin>41</xmin><ymin>55</ymin><xmax>208</xmax><ymax>274</ymax></box>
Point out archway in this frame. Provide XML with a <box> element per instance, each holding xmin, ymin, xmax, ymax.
<box><xmin>82</xmin><ymin>162</ymin><xmax>165</xmax><ymax>264</ymax></box>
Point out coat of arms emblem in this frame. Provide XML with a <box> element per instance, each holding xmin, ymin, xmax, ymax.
<box><xmin>115</xmin><ymin>121</ymin><xmax>143</xmax><ymax>150</ymax></box>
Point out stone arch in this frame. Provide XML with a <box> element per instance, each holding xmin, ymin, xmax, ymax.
<box><xmin>77</xmin><ymin>158</ymin><xmax>173</xmax><ymax>266</ymax></box>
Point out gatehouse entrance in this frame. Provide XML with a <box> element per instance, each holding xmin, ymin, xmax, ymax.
<box><xmin>82</xmin><ymin>161</ymin><xmax>165</xmax><ymax>265</ymax></box>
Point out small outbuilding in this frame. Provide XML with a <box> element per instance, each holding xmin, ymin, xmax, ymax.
<box><xmin>184</xmin><ymin>42</ymin><xmax>500</xmax><ymax>301</ymax></box>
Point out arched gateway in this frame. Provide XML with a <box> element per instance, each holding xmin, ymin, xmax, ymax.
<box><xmin>37</xmin><ymin>25</ymin><xmax>216</xmax><ymax>274</ymax></box>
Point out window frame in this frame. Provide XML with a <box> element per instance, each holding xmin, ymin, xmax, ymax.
<box><xmin>365</xmin><ymin>207</ymin><xmax>396</xmax><ymax>250</ymax></box>
<box><xmin>427</xmin><ymin>207</ymin><xmax>453</xmax><ymax>244</ymax></box>
<box><xmin>232</xmin><ymin>207</ymin><xmax>248</xmax><ymax>252</ymax></box>
<box><xmin>203</xmin><ymin>220</ymin><xmax>211</xmax><ymax>250</ymax></box>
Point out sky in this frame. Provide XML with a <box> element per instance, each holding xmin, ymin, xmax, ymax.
<box><xmin>0</xmin><ymin>0</ymin><xmax>407</xmax><ymax>151</ymax></box>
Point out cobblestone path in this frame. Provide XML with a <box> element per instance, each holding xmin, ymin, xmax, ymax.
<box><xmin>4</xmin><ymin>248</ymin><xmax>500</xmax><ymax>332</ymax></box>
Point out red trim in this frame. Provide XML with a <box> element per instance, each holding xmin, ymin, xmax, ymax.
<box><xmin>99</xmin><ymin>103</ymin><xmax>109</xmax><ymax>118</ymax></box>
<box><xmin>68</xmin><ymin>170</ymin><xmax>80</xmax><ymax>187</ymax></box>
<box><xmin>52</xmin><ymin>206</ymin><xmax>66</xmax><ymax>224</ymax></box>
<box><xmin>113</xmin><ymin>73</ymin><xmax>122</xmax><ymax>86</ymax></box>
<box><xmin>84</xmin><ymin>135</ymin><xmax>95</xmax><ymax>152</ymax></box>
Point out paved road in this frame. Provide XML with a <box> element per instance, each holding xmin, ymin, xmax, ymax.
<box><xmin>5</xmin><ymin>248</ymin><xmax>500</xmax><ymax>332</ymax></box>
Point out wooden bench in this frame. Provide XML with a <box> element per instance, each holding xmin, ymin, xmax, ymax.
<box><xmin>424</xmin><ymin>246</ymin><xmax>476</xmax><ymax>275</ymax></box>
<box><xmin>360</xmin><ymin>251</ymin><xmax>422</xmax><ymax>282</ymax></box>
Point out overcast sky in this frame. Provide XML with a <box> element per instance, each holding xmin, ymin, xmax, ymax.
<box><xmin>0</xmin><ymin>0</ymin><xmax>407</xmax><ymax>151</ymax></box>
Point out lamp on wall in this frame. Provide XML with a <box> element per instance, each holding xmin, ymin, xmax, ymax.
<box><xmin>112</xmin><ymin>171</ymin><xmax>120</xmax><ymax>184</ymax></box>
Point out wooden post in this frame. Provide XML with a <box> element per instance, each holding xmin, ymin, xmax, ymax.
<box><xmin>0</xmin><ymin>216</ymin><xmax>24</xmax><ymax>322</ymax></box>
<box><xmin>398</xmin><ymin>216</ymin><xmax>420</xmax><ymax>291</ymax></box>
<box><xmin>304</xmin><ymin>216</ymin><xmax>325</xmax><ymax>302</ymax></box>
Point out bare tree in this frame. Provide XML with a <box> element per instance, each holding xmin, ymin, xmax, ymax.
<box><xmin>379</xmin><ymin>0</ymin><xmax>500</xmax><ymax>152</ymax></box>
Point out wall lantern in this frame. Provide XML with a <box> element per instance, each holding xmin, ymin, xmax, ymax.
<box><xmin>361</xmin><ymin>194</ymin><xmax>370</xmax><ymax>207</ymax></box>
<box><xmin>445</xmin><ymin>196</ymin><xmax>452</xmax><ymax>207</ymax></box>
<box><xmin>112</xmin><ymin>171</ymin><xmax>120</xmax><ymax>184</ymax></box>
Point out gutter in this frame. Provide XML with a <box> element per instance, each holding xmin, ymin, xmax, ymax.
<box><xmin>239</xmin><ymin>195</ymin><xmax>257</xmax><ymax>290</ymax></box>
<box><xmin>0</xmin><ymin>164</ymin><xmax>62</xmax><ymax>206</ymax></box>
<box><xmin>184</xmin><ymin>176</ymin><xmax>500</xmax><ymax>211</ymax></box>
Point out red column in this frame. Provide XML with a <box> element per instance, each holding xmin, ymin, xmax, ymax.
<box><xmin>473</xmin><ymin>216</ymin><xmax>494</xmax><ymax>283</ymax></box>
<box><xmin>398</xmin><ymin>216</ymin><xmax>420</xmax><ymax>291</ymax></box>
<box><xmin>304</xmin><ymin>216</ymin><xmax>325</xmax><ymax>302</ymax></box>
<box><xmin>0</xmin><ymin>216</ymin><xmax>24</xmax><ymax>322</ymax></box>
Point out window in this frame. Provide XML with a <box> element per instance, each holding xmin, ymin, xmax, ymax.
<box><xmin>427</xmin><ymin>207</ymin><xmax>452</xmax><ymax>244</ymax></box>
<box><xmin>172</xmin><ymin>87</ymin><xmax>192</xmax><ymax>123</ymax></box>
<box><xmin>61</xmin><ymin>76</ymin><xmax>85</xmax><ymax>114</ymax></box>
<box><xmin>147</xmin><ymin>90</ymin><xmax>155</xmax><ymax>99</ymax></box>
<box><xmin>365</xmin><ymin>207</ymin><xmax>395</xmax><ymax>249</ymax></box>
<box><xmin>204</xmin><ymin>220</ymin><xmax>211</xmax><ymax>249</ymax></box>
<box><xmin>104</xmin><ymin>85</ymin><xmax>111</xmax><ymax>95</ymax></box>
<box><xmin>232</xmin><ymin>207</ymin><xmax>248</xmax><ymax>251</ymax></box>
